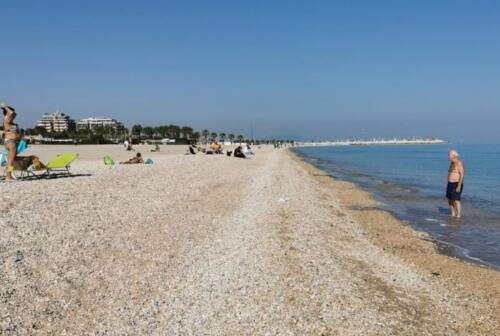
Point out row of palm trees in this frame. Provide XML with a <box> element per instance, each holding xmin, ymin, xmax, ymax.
<box><xmin>25</xmin><ymin>122</ymin><xmax>247</xmax><ymax>144</ymax></box>
<box><xmin>131</xmin><ymin>124</ymin><xmax>245</xmax><ymax>143</ymax></box>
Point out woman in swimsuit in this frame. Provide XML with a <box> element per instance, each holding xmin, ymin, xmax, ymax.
<box><xmin>2</xmin><ymin>103</ymin><xmax>20</xmax><ymax>181</ymax></box>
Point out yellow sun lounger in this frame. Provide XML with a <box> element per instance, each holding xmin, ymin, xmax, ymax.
<box><xmin>27</xmin><ymin>152</ymin><xmax>78</xmax><ymax>178</ymax></box>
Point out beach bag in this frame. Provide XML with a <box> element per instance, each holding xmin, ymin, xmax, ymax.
<box><xmin>144</xmin><ymin>158</ymin><xmax>154</xmax><ymax>164</ymax></box>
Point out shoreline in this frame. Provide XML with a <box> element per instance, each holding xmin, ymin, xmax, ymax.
<box><xmin>291</xmin><ymin>145</ymin><xmax>500</xmax><ymax>270</ymax></box>
<box><xmin>288</xmin><ymin>149</ymin><xmax>499</xmax><ymax>324</ymax></box>
<box><xmin>295</xmin><ymin>139</ymin><xmax>447</xmax><ymax>147</ymax></box>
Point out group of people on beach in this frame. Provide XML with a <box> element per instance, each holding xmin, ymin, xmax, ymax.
<box><xmin>2</xmin><ymin>102</ymin><xmax>465</xmax><ymax>218</ymax></box>
<box><xmin>119</xmin><ymin>140</ymin><xmax>253</xmax><ymax>164</ymax></box>
<box><xmin>185</xmin><ymin>141</ymin><xmax>252</xmax><ymax>158</ymax></box>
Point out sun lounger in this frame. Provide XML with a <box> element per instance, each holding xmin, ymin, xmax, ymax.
<box><xmin>26</xmin><ymin>152</ymin><xmax>78</xmax><ymax>178</ymax></box>
<box><xmin>104</xmin><ymin>156</ymin><xmax>115</xmax><ymax>166</ymax></box>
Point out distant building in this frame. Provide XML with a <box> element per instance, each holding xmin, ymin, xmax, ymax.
<box><xmin>77</xmin><ymin>117</ymin><xmax>124</xmax><ymax>131</ymax></box>
<box><xmin>36</xmin><ymin>111</ymin><xmax>76</xmax><ymax>132</ymax></box>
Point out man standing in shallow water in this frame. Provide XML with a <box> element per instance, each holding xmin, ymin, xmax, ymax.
<box><xmin>447</xmin><ymin>150</ymin><xmax>465</xmax><ymax>218</ymax></box>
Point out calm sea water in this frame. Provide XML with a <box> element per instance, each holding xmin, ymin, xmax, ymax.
<box><xmin>293</xmin><ymin>144</ymin><xmax>500</xmax><ymax>269</ymax></box>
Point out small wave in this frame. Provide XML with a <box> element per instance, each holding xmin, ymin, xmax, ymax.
<box><xmin>437</xmin><ymin>239</ymin><xmax>499</xmax><ymax>270</ymax></box>
<box><xmin>462</xmin><ymin>249</ymin><xmax>499</xmax><ymax>270</ymax></box>
<box><xmin>425</xmin><ymin>218</ymin><xmax>439</xmax><ymax>222</ymax></box>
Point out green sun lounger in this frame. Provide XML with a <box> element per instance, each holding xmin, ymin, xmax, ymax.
<box><xmin>104</xmin><ymin>156</ymin><xmax>115</xmax><ymax>166</ymax></box>
<box><xmin>27</xmin><ymin>152</ymin><xmax>78</xmax><ymax>178</ymax></box>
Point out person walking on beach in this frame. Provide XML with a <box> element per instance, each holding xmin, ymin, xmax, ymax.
<box><xmin>447</xmin><ymin>150</ymin><xmax>465</xmax><ymax>218</ymax></box>
<box><xmin>2</xmin><ymin>103</ymin><xmax>20</xmax><ymax>181</ymax></box>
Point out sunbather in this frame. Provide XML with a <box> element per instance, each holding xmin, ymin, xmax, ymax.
<box><xmin>243</xmin><ymin>144</ymin><xmax>254</xmax><ymax>156</ymax></box>
<box><xmin>234</xmin><ymin>146</ymin><xmax>246</xmax><ymax>158</ymax></box>
<box><xmin>2</xmin><ymin>103</ymin><xmax>20</xmax><ymax>181</ymax></box>
<box><xmin>120</xmin><ymin>153</ymin><xmax>144</xmax><ymax>164</ymax></box>
<box><xmin>126</xmin><ymin>136</ymin><xmax>134</xmax><ymax>151</ymax></box>
<box><xmin>188</xmin><ymin>144</ymin><xmax>197</xmax><ymax>155</ymax></box>
<box><xmin>211</xmin><ymin>141</ymin><xmax>222</xmax><ymax>154</ymax></box>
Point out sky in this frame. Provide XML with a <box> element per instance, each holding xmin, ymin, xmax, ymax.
<box><xmin>1</xmin><ymin>0</ymin><xmax>500</xmax><ymax>143</ymax></box>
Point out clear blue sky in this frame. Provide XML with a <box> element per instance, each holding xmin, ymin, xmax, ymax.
<box><xmin>1</xmin><ymin>0</ymin><xmax>499</xmax><ymax>142</ymax></box>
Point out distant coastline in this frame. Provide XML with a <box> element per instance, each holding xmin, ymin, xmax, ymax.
<box><xmin>296</xmin><ymin>138</ymin><xmax>447</xmax><ymax>147</ymax></box>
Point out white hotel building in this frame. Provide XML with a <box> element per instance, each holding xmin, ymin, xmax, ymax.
<box><xmin>77</xmin><ymin>117</ymin><xmax>124</xmax><ymax>131</ymax></box>
<box><xmin>36</xmin><ymin>112</ymin><xmax>76</xmax><ymax>132</ymax></box>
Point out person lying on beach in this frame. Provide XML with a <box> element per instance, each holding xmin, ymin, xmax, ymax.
<box><xmin>120</xmin><ymin>153</ymin><xmax>144</xmax><ymax>164</ymax></box>
<box><xmin>233</xmin><ymin>146</ymin><xmax>246</xmax><ymax>158</ymax></box>
<box><xmin>2</xmin><ymin>103</ymin><xmax>20</xmax><ymax>181</ymax></box>
<box><xmin>151</xmin><ymin>144</ymin><xmax>160</xmax><ymax>152</ymax></box>
<box><xmin>447</xmin><ymin>149</ymin><xmax>465</xmax><ymax>218</ymax></box>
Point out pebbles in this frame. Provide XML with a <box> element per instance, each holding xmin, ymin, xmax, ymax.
<box><xmin>0</xmin><ymin>145</ymin><xmax>498</xmax><ymax>335</ymax></box>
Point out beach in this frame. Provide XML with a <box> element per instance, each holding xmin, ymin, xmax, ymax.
<box><xmin>1</xmin><ymin>144</ymin><xmax>499</xmax><ymax>335</ymax></box>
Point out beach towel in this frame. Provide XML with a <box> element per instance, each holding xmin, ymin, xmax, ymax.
<box><xmin>17</xmin><ymin>139</ymin><xmax>28</xmax><ymax>153</ymax></box>
<box><xmin>1</xmin><ymin>139</ymin><xmax>28</xmax><ymax>166</ymax></box>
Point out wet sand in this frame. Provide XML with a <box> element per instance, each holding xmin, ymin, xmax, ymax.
<box><xmin>0</xmin><ymin>145</ymin><xmax>498</xmax><ymax>335</ymax></box>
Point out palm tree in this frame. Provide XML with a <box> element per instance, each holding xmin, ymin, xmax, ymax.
<box><xmin>228</xmin><ymin>134</ymin><xmax>235</xmax><ymax>143</ymax></box>
<box><xmin>219</xmin><ymin>132</ymin><xmax>226</xmax><ymax>143</ymax></box>
<box><xmin>202</xmin><ymin>129</ymin><xmax>209</xmax><ymax>143</ymax></box>
<box><xmin>236</xmin><ymin>135</ymin><xmax>244</xmax><ymax>143</ymax></box>
<box><xmin>154</xmin><ymin>126</ymin><xmax>164</xmax><ymax>138</ymax></box>
<box><xmin>33</xmin><ymin>126</ymin><xmax>48</xmax><ymax>136</ymax></box>
<box><xmin>171</xmin><ymin>125</ymin><xmax>181</xmax><ymax>139</ymax></box>
<box><xmin>181</xmin><ymin>126</ymin><xmax>194</xmax><ymax>140</ymax></box>
<box><xmin>131</xmin><ymin>124</ymin><xmax>142</xmax><ymax>137</ymax></box>
<box><xmin>143</xmin><ymin>127</ymin><xmax>154</xmax><ymax>139</ymax></box>
<box><xmin>116</xmin><ymin>125</ymin><xmax>128</xmax><ymax>138</ymax></box>
<box><xmin>210</xmin><ymin>132</ymin><xmax>218</xmax><ymax>142</ymax></box>
<box><xmin>192</xmin><ymin>131</ymin><xmax>200</xmax><ymax>143</ymax></box>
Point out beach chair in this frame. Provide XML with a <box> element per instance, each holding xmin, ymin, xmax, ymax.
<box><xmin>104</xmin><ymin>156</ymin><xmax>115</xmax><ymax>166</ymax></box>
<box><xmin>27</xmin><ymin>152</ymin><xmax>78</xmax><ymax>178</ymax></box>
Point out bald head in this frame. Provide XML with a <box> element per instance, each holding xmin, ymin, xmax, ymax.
<box><xmin>449</xmin><ymin>149</ymin><xmax>459</xmax><ymax>161</ymax></box>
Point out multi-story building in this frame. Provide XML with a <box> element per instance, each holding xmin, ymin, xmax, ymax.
<box><xmin>36</xmin><ymin>111</ymin><xmax>76</xmax><ymax>132</ymax></box>
<box><xmin>76</xmin><ymin>117</ymin><xmax>124</xmax><ymax>131</ymax></box>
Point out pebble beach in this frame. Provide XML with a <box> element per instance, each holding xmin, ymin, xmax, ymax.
<box><xmin>1</xmin><ymin>144</ymin><xmax>499</xmax><ymax>335</ymax></box>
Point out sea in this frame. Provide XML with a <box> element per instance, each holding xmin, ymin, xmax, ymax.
<box><xmin>293</xmin><ymin>144</ymin><xmax>500</xmax><ymax>269</ymax></box>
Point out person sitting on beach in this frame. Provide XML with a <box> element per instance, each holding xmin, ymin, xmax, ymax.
<box><xmin>187</xmin><ymin>143</ymin><xmax>197</xmax><ymax>155</ymax></box>
<box><xmin>120</xmin><ymin>152</ymin><xmax>144</xmax><ymax>164</ymax></box>
<box><xmin>126</xmin><ymin>136</ymin><xmax>134</xmax><ymax>151</ymax></box>
<box><xmin>210</xmin><ymin>141</ymin><xmax>222</xmax><ymax>154</ymax></box>
<box><xmin>243</xmin><ymin>144</ymin><xmax>254</xmax><ymax>156</ymax></box>
<box><xmin>151</xmin><ymin>144</ymin><xmax>160</xmax><ymax>152</ymax></box>
<box><xmin>447</xmin><ymin>149</ymin><xmax>465</xmax><ymax>218</ymax></box>
<box><xmin>233</xmin><ymin>145</ymin><xmax>246</xmax><ymax>158</ymax></box>
<box><xmin>2</xmin><ymin>103</ymin><xmax>20</xmax><ymax>181</ymax></box>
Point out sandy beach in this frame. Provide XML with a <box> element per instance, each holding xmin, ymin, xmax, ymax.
<box><xmin>0</xmin><ymin>144</ymin><xmax>499</xmax><ymax>335</ymax></box>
